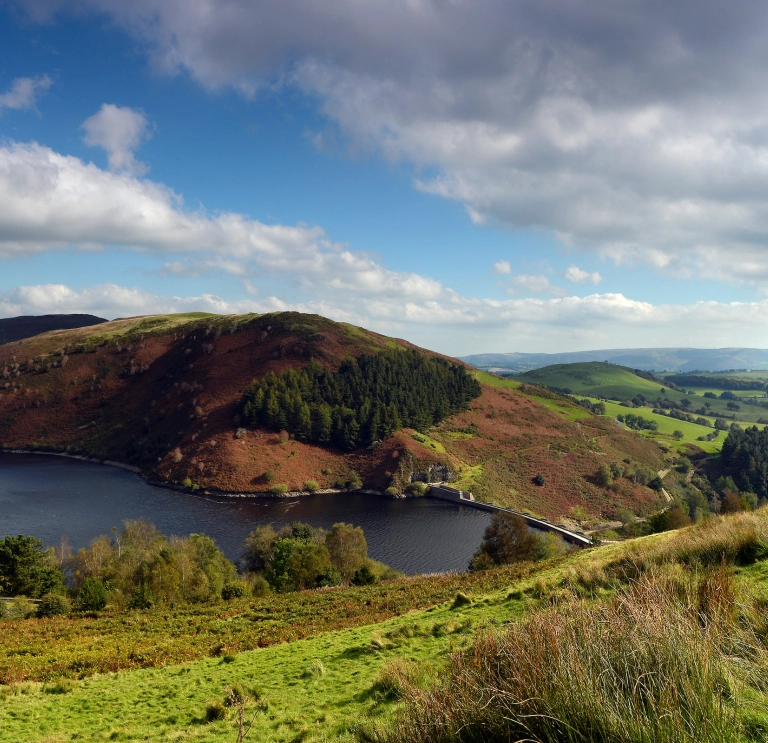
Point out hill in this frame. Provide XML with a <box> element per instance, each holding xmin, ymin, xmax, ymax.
<box><xmin>0</xmin><ymin>314</ymin><xmax>106</xmax><ymax>345</ymax></box>
<box><xmin>0</xmin><ymin>312</ymin><xmax>667</xmax><ymax>520</ymax></box>
<box><xmin>518</xmin><ymin>361</ymin><xmax>768</xmax><ymax>453</ymax></box>
<box><xmin>461</xmin><ymin>347</ymin><xmax>768</xmax><ymax>373</ymax></box>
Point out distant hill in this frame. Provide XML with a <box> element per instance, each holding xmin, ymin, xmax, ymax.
<box><xmin>460</xmin><ymin>348</ymin><xmax>768</xmax><ymax>374</ymax></box>
<box><xmin>0</xmin><ymin>314</ymin><xmax>107</xmax><ymax>345</ymax></box>
<box><xmin>0</xmin><ymin>311</ymin><xmax>664</xmax><ymax>519</ymax></box>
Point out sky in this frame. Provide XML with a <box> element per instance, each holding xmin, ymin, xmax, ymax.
<box><xmin>1</xmin><ymin>1</ymin><xmax>768</xmax><ymax>355</ymax></box>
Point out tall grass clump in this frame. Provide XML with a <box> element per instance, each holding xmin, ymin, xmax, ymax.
<box><xmin>378</xmin><ymin>568</ymin><xmax>768</xmax><ymax>743</ymax></box>
<box><xmin>609</xmin><ymin>508</ymin><xmax>768</xmax><ymax>582</ymax></box>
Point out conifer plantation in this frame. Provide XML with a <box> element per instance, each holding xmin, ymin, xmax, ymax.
<box><xmin>240</xmin><ymin>349</ymin><xmax>481</xmax><ymax>449</ymax></box>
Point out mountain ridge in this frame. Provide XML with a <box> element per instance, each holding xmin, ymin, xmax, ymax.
<box><xmin>461</xmin><ymin>347</ymin><xmax>768</xmax><ymax>373</ymax></box>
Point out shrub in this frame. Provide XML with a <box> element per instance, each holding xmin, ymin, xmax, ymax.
<box><xmin>182</xmin><ymin>477</ymin><xmax>193</xmax><ymax>488</ymax></box>
<box><xmin>221</xmin><ymin>581</ymin><xmax>249</xmax><ymax>600</ymax></box>
<box><xmin>347</xmin><ymin>475</ymin><xmax>364</xmax><ymax>490</ymax></box>
<box><xmin>251</xmin><ymin>576</ymin><xmax>271</xmax><ymax>598</ymax></box>
<box><xmin>269</xmin><ymin>483</ymin><xmax>289</xmax><ymax>495</ymax></box>
<box><xmin>352</xmin><ymin>565</ymin><xmax>377</xmax><ymax>586</ymax></box>
<box><xmin>384</xmin><ymin>486</ymin><xmax>401</xmax><ymax>497</ymax></box>
<box><xmin>38</xmin><ymin>593</ymin><xmax>71</xmax><ymax>617</ymax></box>
<box><xmin>532</xmin><ymin>474</ymin><xmax>545</xmax><ymax>486</ymax></box>
<box><xmin>304</xmin><ymin>479</ymin><xmax>320</xmax><ymax>492</ymax></box>
<box><xmin>406</xmin><ymin>481</ymin><xmax>428</xmax><ymax>496</ymax></box>
<box><xmin>76</xmin><ymin>577</ymin><xmax>109</xmax><ymax>612</ymax></box>
<box><xmin>317</xmin><ymin>566</ymin><xmax>342</xmax><ymax>587</ymax></box>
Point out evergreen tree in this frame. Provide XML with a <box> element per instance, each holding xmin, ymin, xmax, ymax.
<box><xmin>239</xmin><ymin>349</ymin><xmax>481</xmax><ymax>450</ymax></box>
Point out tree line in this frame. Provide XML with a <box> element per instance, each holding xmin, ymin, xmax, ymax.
<box><xmin>720</xmin><ymin>425</ymin><xmax>768</xmax><ymax>501</ymax></box>
<box><xmin>239</xmin><ymin>350</ymin><xmax>482</xmax><ymax>450</ymax></box>
<box><xmin>666</xmin><ymin>374</ymin><xmax>765</xmax><ymax>391</ymax></box>
<box><xmin>0</xmin><ymin>519</ymin><xmax>391</xmax><ymax>618</ymax></box>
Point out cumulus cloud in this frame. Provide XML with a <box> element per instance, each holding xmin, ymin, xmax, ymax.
<box><xmin>18</xmin><ymin>0</ymin><xmax>768</xmax><ymax>284</ymax></box>
<box><xmin>565</xmin><ymin>265</ymin><xmax>602</xmax><ymax>285</ymax></box>
<box><xmin>81</xmin><ymin>104</ymin><xmax>151</xmax><ymax>174</ymax></box>
<box><xmin>0</xmin><ymin>140</ymin><xmax>443</xmax><ymax>300</ymax></box>
<box><xmin>508</xmin><ymin>273</ymin><xmax>567</xmax><ymax>297</ymax></box>
<box><xmin>0</xmin><ymin>75</ymin><xmax>52</xmax><ymax>113</ymax></box>
<box><xmin>492</xmin><ymin>260</ymin><xmax>511</xmax><ymax>275</ymax></box>
<box><xmin>4</xmin><ymin>282</ymin><xmax>768</xmax><ymax>355</ymax></box>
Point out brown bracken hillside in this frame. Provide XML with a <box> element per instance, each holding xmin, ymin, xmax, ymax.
<box><xmin>0</xmin><ymin>311</ymin><xmax>664</xmax><ymax>519</ymax></box>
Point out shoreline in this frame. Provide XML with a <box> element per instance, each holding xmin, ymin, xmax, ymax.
<box><xmin>0</xmin><ymin>448</ymin><xmax>393</xmax><ymax>500</ymax></box>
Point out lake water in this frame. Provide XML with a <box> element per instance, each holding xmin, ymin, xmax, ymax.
<box><xmin>0</xmin><ymin>453</ymin><xmax>491</xmax><ymax>575</ymax></box>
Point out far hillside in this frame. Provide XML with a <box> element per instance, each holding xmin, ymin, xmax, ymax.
<box><xmin>461</xmin><ymin>347</ymin><xmax>768</xmax><ymax>374</ymax></box>
<box><xmin>0</xmin><ymin>314</ymin><xmax>106</xmax><ymax>345</ymax></box>
<box><xmin>519</xmin><ymin>361</ymin><xmax>768</xmax><ymax>453</ymax></box>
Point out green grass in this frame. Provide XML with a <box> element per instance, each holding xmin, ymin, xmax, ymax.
<box><xmin>410</xmin><ymin>432</ymin><xmax>446</xmax><ymax>454</ymax></box>
<box><xmin>0</xmin><ymin>583</ymin><xmax>531</xmax><ymax>742</ymax></box>
<box><xmin>583</xmin><ymin>397</ymin><xmax>724</xmax><ymax>452</ymax></box>
<box><xmin>520</xmin><ymin>362</ymin><xmax>669</xmax><ymax>400</ymax></box>
<box><xmin>4</xmin><ymin>509</ymin><xmax>768</xmax><ymax>741</ymax></box>
<box><xmin>521</xmin><ymin>362</ymin><xmax>768</xmax><ymax>425</ymax></box>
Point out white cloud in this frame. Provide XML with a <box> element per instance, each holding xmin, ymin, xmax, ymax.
<box><xmin>492</xmin><ymin>260</ymin><xmax>511</xmax><ymax>275</ymax></box>
<box><xmin>508</xmin><ymin>273</ymin><xmax>567</xmax><ymax>297</ymax></box>
<box><xmin>0</xmin><ymin>75</ymin><xmax>52</xmax><ymax>114</ymax></box>
<box><xmin>81</xmin><ymin>104</ymin><xmax>151</xmax><ymax>174</ymax></box>
<box><xmin>565</xmin><ymin>265</ymin><xmax>602</xmax><ymax>285</ymax></box>
<box><xmin>4</xmin><ymin>282</ymin><xmax>768</xmax><ymax>355</ymax></box>
<box><xmin>0</xmin><ymin>140</ymin><xmax>443</xmax><ymax>301</ymax></box>
<box><xmin>19</xmin><ymin>0</ymin><xmax>768</xmax><ymax>285</ymax></box>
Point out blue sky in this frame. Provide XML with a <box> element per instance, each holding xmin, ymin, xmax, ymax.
<box><xmin>1</xmin><ymin>1</ymin><xmax>768</xmax><ymax>355</ymax></box>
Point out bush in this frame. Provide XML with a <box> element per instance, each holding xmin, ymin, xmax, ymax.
<box><xmin>38</xmin><ymin>593</ymin><xmax>71</xmax><ymax>617</ymax></box>
<box><xmin>221</xmin><ymin>581</ymin><xmax>249</xmax><ymax>600</ymax></box>
<box><xmin>304</xmin><ymin>479</ymin><xmax>320</xmax><ymax>492</ymax></box>
<box><xmin>251</xmin><ymin>576</ymin><xmax>271</xmax><ymax>598</ymax></box>
<box><xmin>269</xmin><ymin>483</ymin><xmax>289</xmax><ymax>495</ymax></box>
<box><xmin>406</xmin><ymin>481</ymin><xmax>428</xmax><ymax>496</ymax></box>
<box><xmin>384</xmin><ymin>486</ymin><xmax>401</xmax><ymax>497</ymax></box>
<box><xmin>533</xmin><ymin>474</ymin><xmax>545</xmax><ymax>486</ymax></box>
<box><xmin>76</xmin><ymin>577</ymin><xmax>109</xmax><ymax>612</ymax></box>
<box><xmin>317</xmin><ymin>566</ymin><xmax>342</xmax><ymax>587</ymax></box>
<box><xmin>347</xmin><ymin>476</ymin><xmax>364</xmax><ymax>490</ymax></box>
<box><xmin>352</xmin><ymin>565</ymin><xmax>377</xmax><ymax>586</ymax></box>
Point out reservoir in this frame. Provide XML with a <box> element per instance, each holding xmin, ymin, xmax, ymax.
<box><xmin>0</xmin><ymin>452</ymin><xmax>491</xmax><ymax>575</ymax></box>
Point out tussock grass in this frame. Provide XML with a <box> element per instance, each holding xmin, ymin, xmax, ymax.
<box><xmin>378</xmin><ymin>567</ymin><xmax>768</xmax><ymax>743</ymax></box>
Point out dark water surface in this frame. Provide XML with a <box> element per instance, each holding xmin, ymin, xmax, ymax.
<box><xmin>0</xmin><ymin>453</ymin><xmax>491</xmax><ymax>575</ymax></box>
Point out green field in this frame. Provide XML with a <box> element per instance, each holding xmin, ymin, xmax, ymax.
<box><xmin>582</xmin><ymin>397</ymin><xmax>724</xmax><ymax>453</ymax></box>
<box><xmin>3</xmin><ymin>511</ymin><xmax>768</xmax><ymax>742</ymax></box>
<box><xmin>520</xmin><ymin>362</ymin><xmax>768</xmax><ymax>425</ymax></box>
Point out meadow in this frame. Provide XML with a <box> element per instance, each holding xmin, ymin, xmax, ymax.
<box><xmin>3</xmin><ymin>509</ymin><xmax>768</xmax><ymax>742</ymax></box>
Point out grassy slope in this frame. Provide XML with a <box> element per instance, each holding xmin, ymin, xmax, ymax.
<box><xmin>3</xmin><ymin>509</ymin><xmax>768</xmax><ymax>742</ymax></box>
<box><xmin>0</xmin><ymin>313</ymin><xmax>668</xmax><ymax>520</ymax></box>
<box><xmin>521</xmin><ymin>361</ymin><xmax>768</xmax><ymax>420</ymax></box>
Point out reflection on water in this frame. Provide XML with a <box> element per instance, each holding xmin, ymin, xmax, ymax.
<box><xmin>0</xmin><ymin>453</ymin><xmax>491</xmax><ymax>575</ymax></box>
